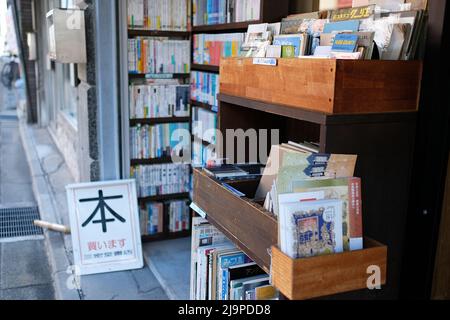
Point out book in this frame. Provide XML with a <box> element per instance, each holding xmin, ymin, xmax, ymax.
<box><xmin>192</xmin><ymin>106</ymin><xmax>218</xmax><ymax>145</ymax></box>
<box><xmin>191</xmin><ymin>71</ymin><xmax>220</xmax><ymax>110</ymax></box>
<box><xmin>168</xmin><ymin>200</ymin><xmax>190</xmax><ymax>233</ymax></box>
<box><xmin>278</xmin><ymin>199</ymin><xmax>344</xmax><ymax>259</ymax></box>
<box><xmin>323</xmin><ymin>20</ymin><xmax>361</xmax><ymax>33</ymax></box>
<box><xmin>193</xmin><ymin>33</ymin><xmax>245</xmax><ymax>66</ymax></box>
<box><xmin>130</xmin><ymin>163</ymin><xmax>190</xmax><ymax>198</ymax></box>
<box><xmin>193</xmin><ymin>0</ymin><xmax>261</xmax><ymax>26</ymax></box>
<box><xmin>331</xmin><ymin>33</ymin><xmax>359</xmax><ymax>52</ymax></box>
<box><xmin>291</xmin><ymin>178</ymin><xmax>364</xmax><ymax>251</ymax></box>
<box><xmin>128</xmin><ymin>38</ymin><xmax>190</xmax><ymax>74</ymax></box>
<box><xmin>273</xmin><ymin>34</ymin><xmax>307</xmax><ymax>57</ymax></box>
<box><xmin>190</xmin><ymin>218</ymin><xmax>230</xmax><ymax>300</ymax></box>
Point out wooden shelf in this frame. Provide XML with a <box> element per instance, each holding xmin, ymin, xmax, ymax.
<box><xmin>128</xmin><ymin>29</ymin><xmax>190</xmax><ymax>38</ymax></box>
<box><xmin>218</xmin><ymin>93</ymin><xmax>418</xmax><ymax>126</ymax></box>
<box><xmin>192</xmin><ymin>21</ymin><xmax>260</xmax><ymax>33</ymax></box>
<box><xmin>139</xmin><ymin>193</ymin><xmax>191</xmax><ymax>203</ymax></box>
<box><xmin>214</xmin><ymin>87</ymin><xmax>418</xmax><ymax>299</ymax></box>
<box><xmin>130</xmin><ymin>117</ymin><xmax>190</xmax><ymax>126</ymax></box>
<box><xmin>131</xmin><ymin>157</ymin><xmax>174</xmax><ymax>166</ymax></box>
<box><xmin>142</xmin><ymin>230</ymin><xmax>190</xmax><ymax>243</ymax></box>
<box><xmin>191</xmin><ymin>64</ymin><xmax>220</xmax><ymax>73</ymax></box>
<box><xmin>191</xmin><ymin>100</ymin><xmax>217</xmax><ymax>113</ymax></box>
<box><xmin>128</xmin><ymin>73</ymin><xmax>190</xmax><ymax>80</ymax></box>
<box><xmin>193</xmin><ymin>169</ymin><xmax>388</xmax><ymax>300</ymax></box>
<box><xmin>220</xmin><ymin>58</ymin><xmax>423</xmax><ymax>115</ymax></box>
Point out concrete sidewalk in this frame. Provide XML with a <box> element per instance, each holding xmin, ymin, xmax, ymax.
<box><xmin>0</xmin><ymin>113</ymin><xmax>55</xmax><ymax>300</ymax></box>
<box><xmin>19</xmin><ymin>121</ymin><xmax>168</xmax><ymax>300</ymax></box>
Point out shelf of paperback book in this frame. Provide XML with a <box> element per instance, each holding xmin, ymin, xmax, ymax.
<box><xmin>130</xmin><ymin>117</ymin><xmax>190</xmax><ymax>126</ymax></box>
<box><xmin>193</xmin><ymin>168</ymin><xmax>388</xmax><ymax>300</ymax></box>
<box><xmin>192</xmin><ymin>20</ymin><xmax>261</xmax><ymax>34</ymax></box>
<box><xmin>128</xmin><ymin>29</ymin><xmax>191</xmax><ymax>38</ymax></box>
<box><xmin>191</xmin><ymin>64</ymin><xmax>220</xmax><ymax>73</ymax></box>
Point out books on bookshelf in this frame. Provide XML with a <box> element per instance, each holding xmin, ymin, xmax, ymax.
<box><xmin>127</xmin><ymin>0</ymin><xmax>190</xmax><ymax>31</ymax></box>
<box><xmin>190</xmin><ymin>217</ymin><xmax>278</xmax><ymax>300</ymax></box>
<box><xmin>255</xmin><ymin>143</ymin><xmax>363</xmax><ymax>258</ymax></box>
<box><xmin>192</xmin><ymin>140</ymin><xmax>217</xmax><ymax>167</ymax></box>
<box><xmin>239</xmin><ymin>2</ymin><xmax>427</xmax><ymax>60</ymax></box>
<box><xmin>192</xmin><ymin>107</ymin><xmax>218</xmax><ymax>145</ymax></box>
<box><xmin>193</xmin><ymin>33</ymin><xmax>245</xmax><ymax>66</ymax></box>
<box><xmin>191</xmin><ymin>71</ymin><xmax>220</xmax><ymax>110</ymax></box>
<box><xmin>192</xmin><ymin>0</ymin><xmax>262</xmax><ymax>26</ymax></box>
<box><xmin>140</xmin><ymin>202</ymin><xmax>164</xmax><ymax>235</ymax></box>
<box><xmin>131</xmin><ymin>164</ymin><xmax>191</xmax><ymax>198</ymax></box>
<box><xmin>168</xmin><ymin>200</ymin><xmax>191</xmax><ymax>232</ymax></box>
<box><xmin>128</xmin><ymin>38</ymin><xmax>191</xmax><ymax>74</ymax></box>
<box><xmin>139</xmin><ymin>200</ymin><xmax>190</xmax><ymax>236</ymax></box>
<box><xmin>129</xmin><ymin>81</ymin><xmax>190</xmax><ymax>119</ymax></box>
<box><xmin>130</xmin><ymin>122</ymin><xmax>190</xmax><ymax>160</ymax></box>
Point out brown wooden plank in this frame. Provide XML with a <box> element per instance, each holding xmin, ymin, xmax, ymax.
<box><xmin>219</xmin><ymin>58</ymin><xmax>422</xmax><ymax>114</ymax></box>
<box><xmin>334</xmin><ymin>60</ymin><xmax>423</xmax><ymax>114</ymax></box>
<box><xmin>272</xmin><ymin>239</ymin><xmax>387</xmax><ymax>300</ymax></box>
<box><xmin>193</xmin><ymin>169</ymin><xmax>277</xmax><ymax>272</ymax></box>
<box><xmin>432</xmin><ymin>153</ymin><xmax>450</xmax><ymax>299</ymax></box>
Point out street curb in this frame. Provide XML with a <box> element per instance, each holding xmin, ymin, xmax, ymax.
<box><xmin>18</xmin><ymin>121</ymin><xmax>81</xmax><ymax>300</ymax></box>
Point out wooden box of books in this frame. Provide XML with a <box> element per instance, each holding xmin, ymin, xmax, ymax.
<box><xmin>271</xmin><ymin>239</ymin><xmax>387</xmax><ymax>300</ymax></box>
<box><xmin>193</xmin><ymin>168</ymin><xmax>277</xmax><ymax>273</ymax></box>
<box><xmin>219</xmin><ymin>57</ymin><xmax>423</xmax><ymax>114</ymax></box>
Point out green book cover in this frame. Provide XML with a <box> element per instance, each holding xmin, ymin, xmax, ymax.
<box><xmin>281</xmin><ymin>45</ymin><xmax>296</xmax><ymax>58</ymax></box>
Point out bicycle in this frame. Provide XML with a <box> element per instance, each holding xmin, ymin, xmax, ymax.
<box><xmin>1</xmin><ymin>54</ymin><xmax>20</xmax><ymax>90</ymax></box>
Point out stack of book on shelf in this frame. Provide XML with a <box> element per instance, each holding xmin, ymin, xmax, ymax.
<box><xmin>192</xmin><ymin>107</ymin><xmax>218</xmax><ymax>145</ymax></box>
<box><xmin>131</xmin><ymin>164</ymin><xmax>191</xmax><ymax>198</ymax></box>
<box><xmin>140</xmin><ymin>200</ymin><xmax>190</xmax><ymax>236</ymax></box>
<box><xmin>256</xmin><ymin>142</ymin><xmax>363</xmax><ymax>258</ymax></box>
<box><xmin>192</xmin><ymin>0</ymin><xmax>261</xmax><ymax>26</ymax></box>
<box><xmin>140</xmin><ymin>202</ymin><xmax>164</xmax><ymax>235</ymax></box>
<box><xmin>129</xmin><ymin>80</ymin><xmax>190</xmax><ymax>119</ymax></box>
<box><xmin>193</xmin><ymin>33</ymin><xmax>245</xmax><ymax>66</ymax></box>
<box><xmin>129</xmin><ymin>122</ymin><xmax>190</xmax><ymax>160</ymax></box>
<box><xmin>190</xmin><ymin>218</ymin><xmax>278</xmax><ymax>300</ymax></box>
<box><xmin>191</xmin><ymin>71</ymin><xmax>220</xmax><ymax>110</ymax></box>
<box><xmin>127</xmin><ymin>0</ymin><xmax>190</xmax><ymax>31</ymax></box>
<box><xmin>192</xmin><ymin>140</ymin><xmax>217</xmax><ymax>168</ymax></box>
<box><xmin>238</xmin><ymin>1</ymin><xmax>427</xmax><ymax>60</ymax></box>
<box><xmin>128</xmin><ymin>38</ymin><xmax>191</xmax><ymax>74</ymax></box>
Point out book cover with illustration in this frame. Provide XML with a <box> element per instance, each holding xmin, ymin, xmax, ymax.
<box><xmin>291</xmin><ymin>177</ymin><xmax>364</xmax><ymax>251</ymax></box>
<box><xmin>279</xmin><ymin>199</ymin><xmax>343</xmax><ymax>259</ymax></box>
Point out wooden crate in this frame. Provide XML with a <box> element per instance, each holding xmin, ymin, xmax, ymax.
<box><xmin>271</xmin><ymin>239</ymin><xmax>387</xmax><ymax>300</ymax></box>
<box><xmin>193</xmin><ymin>169</ymin><xmax>388</xmax><ymax>299</ymax></box>
<box><xmin>220</xmin><ymin>58</ymin><xmax>423</xmax><ymax>114</ymax></box>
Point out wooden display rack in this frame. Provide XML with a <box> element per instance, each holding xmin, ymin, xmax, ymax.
<box><xmin>192</xmin><ymin>57</ymin><xmax>422</xmax><ymax>299</ymax></box>
<box><xmin>193</xmin><ymin>169</ymin><xmax>388</xmax><ymax>300</ymax></box>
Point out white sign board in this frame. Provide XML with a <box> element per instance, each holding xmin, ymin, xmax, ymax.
<box><xmin>66</xmin><ymin>180</ymin><xmax>143</xmax><ymax>275</ymax></box>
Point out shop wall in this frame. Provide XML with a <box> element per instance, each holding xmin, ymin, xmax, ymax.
<box><xmin>32</xmin><ymin>0</ymin><xmax>100</xmax><ymax>182</ymax></box>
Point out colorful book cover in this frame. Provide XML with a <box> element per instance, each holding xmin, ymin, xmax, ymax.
<box><xmin>332</xmin><ymin>34</ymin><xmax>359</xmax><ymax>52</ymax></box>
<box><xmin>323</xmin><ymin>20</ymin><xmax>360</xmax><ymax>33</ymax></box>
<box><xmin>279</xmin><ymin>199</ymin><xmax>344</xmax><ymax>259</ymax></box>
<box><xmin>273</xmin><ymin>34</ymin><xmax>304</xmax><ymax>57</ymax></box>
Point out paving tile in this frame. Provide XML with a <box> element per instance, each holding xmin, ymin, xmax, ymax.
<box><xmin>0</xmin><ymin>240</ymin><xmax>53</xmax><ymax>290</ymax></box>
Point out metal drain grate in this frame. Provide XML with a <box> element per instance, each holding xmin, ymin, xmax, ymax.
<box><xmin>0</xmin><ymin>115</ymin><xmax>18</xmax><ymax>121</ymax></box>
<box><xmin>0</xmin><ymin>207</ymin><xmax>43</xmax><ymax>240</ymax></box>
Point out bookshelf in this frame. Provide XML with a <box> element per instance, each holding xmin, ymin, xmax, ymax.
<box><xmin>193</xmin><ymin>58</ymin><xmax>422</xmax><ymax>300</ymax></box>
<box><xmin>190</xmin><ymin>0</ymin><xmax>290</xmax><ymax>167</ymax></box>
<box><xmin>121</xmin><ymin>0</ymin><xmax>193</xmax><ymax>243</ymax></box>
